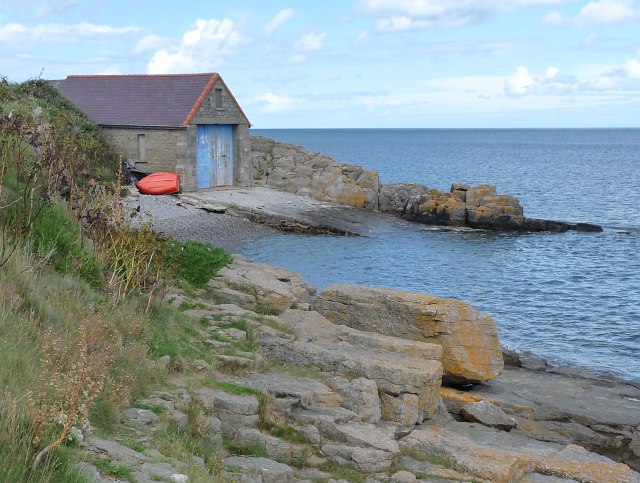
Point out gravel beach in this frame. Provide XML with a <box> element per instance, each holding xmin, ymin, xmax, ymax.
<box><xmin>128</xmin><ymin>193</ymin><xmax>278</xmax><ymax>248</ymax></box>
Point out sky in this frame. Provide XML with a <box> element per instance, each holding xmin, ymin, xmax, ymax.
<box><xmin>1</xmin><ymin>0</ymin><xmax>640</xmax><ymax>128</ymax></box>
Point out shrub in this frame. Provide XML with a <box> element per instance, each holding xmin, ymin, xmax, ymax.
<box><xmin>165</xmin><ymin>240</ymin><xmax>231</xmax><ymax>288</ymax></box>
<box><xmin>29</xmin><ymin>203</ymin><xmax>101</xmax><ymax>287</ymax></box>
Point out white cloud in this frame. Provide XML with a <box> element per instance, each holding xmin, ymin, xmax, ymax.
<box><xmin>36</xmin><ymin>0</ymin><xmax>80</xmax><ymax>18</ymax></box>
<box><xmin>265</xmin><ymin>8</ymin><xmax>295</xmax><ymax>35</ymax></box>
<box><xmin>358</xmin><ymin>0</ymin><xmax>568</xmax><ymax>31</ymax></box>
<box><xmin>504</xmin><ymin>52</ymin><xmax>640</xmax><ymax>97</ymax></box>
<box><xmin>294</xmin><ymin>32</ymin><xmax>325</xmax><ymax>52</ymax></box>
<box><xmin>505</xmin><ymin>66</ymin><xmax>535</xmax><ymax>96</ymax></box>
<box><xmin>0</xmin><ymin>22</ymin><xmax>142</xmax><ymax>45</ymax></box>
<box><xmin>133</xmin><ymin>33</ymin><xmax>169</xmax><ymax>54</ymax></box>
<box><xmin>544</xmin><ymin>0</ymin><xmax>640</xmax><ymax>27</ymax></box>
<box><xmin>147</xmin><ymin>18</ymin><xmax>248</xmax><ymax>74</ymax></box>
<box><xmin>255</xmin><ymin>92</ymin><xmax>297</xmax><ymax>113</ymax></box>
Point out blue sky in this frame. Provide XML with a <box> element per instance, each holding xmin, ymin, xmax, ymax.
<box><xmin>1</xmin><ymin>0</ymin><xmax>640</xmax><ymax>128</ymax></box>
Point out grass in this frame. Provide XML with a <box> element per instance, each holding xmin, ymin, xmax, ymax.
<box><xmin>319</xmin><ymin>460</ymin><xmax>364</xmax><ymax>483</ymax></box>
<box><xmin>224</xmin><ymin>439</ymin><xmax>269</xmax><ymax>458</ymax></box>
<box><xmin>29</xmin><ymin>203</ymin><xmax>102</xmax><ymax>287</ymax></box>
<box><xmin>92</xmin><ymin>459</ymin><xmax>135</xmax><ymax>482</ymax></box>
<box><xmin>150</xmin><ymin>425</ymin><xmax>223</xmax><ymax>482</ymax></box>
<box><xmin>0</xmin><ymin>398</ymin><xmax>90</xmax><ymax>483</ymax></box>
<box><xmin>131</xmin><ymin>401</ymin><xmax>166</xmax><ymax>415</ymax></box>
<box><xmin>254</xmin><ymin>304</ymin><xmax>282</xmax><ymax>316</ymax></box>
<box><xmin>263</xmin><ymin>423</ymin><xmax>308</xmax><ymax>444</ymax></box>
<box><xmin>203</xmin><ymin>379</ymin><xmax>263</xmax><ymax>397</ymax></box>
<box><xmin>271</xmin><ymin>364</ymin><xmax>328</xmax><ymax>380</ymax></box>
<box><xmin>398</xmin><ymin>446</ymin><xmax>456</xmax><ymax>469</ymax></box>
<box><xmin>165</xmin><ymin>240</ymin><xmax>232</xmax><ymax>288</ymax></box>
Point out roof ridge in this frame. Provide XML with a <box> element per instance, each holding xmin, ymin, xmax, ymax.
<box><xmin>66</xmin><ymin>73</ymin><xmax>218</xmax><ymax>79</ymax></box>
<box><xmin>183</xmin><ymin>73</ymin><xmax>220</xmax><ymax>126</ymax></box>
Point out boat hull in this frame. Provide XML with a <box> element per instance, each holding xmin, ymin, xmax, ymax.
<box><xmin>136</xmin><ymin>172</ymin><xmax>180</xmax><ymax>195</ymax></box>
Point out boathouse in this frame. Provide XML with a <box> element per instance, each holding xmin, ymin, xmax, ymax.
<box><xmin>57</xmin><ymin>73</ymin><xmax>251</xmax><ymax>191</ymax></box>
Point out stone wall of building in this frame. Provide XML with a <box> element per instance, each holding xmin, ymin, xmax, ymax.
<box><xmin>183</xmin><ymin>79</ymin><xmax>252</xmax><ymax>190</ymax></box>
<box><xmin>102</xmin><ymin>127</ymin><xmax>187</xmax><ymax>175</ymax></box>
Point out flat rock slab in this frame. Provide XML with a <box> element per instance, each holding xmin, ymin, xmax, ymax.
<box><xmin>208</xmin><ymin>255</ymin><xmax>316</xmax><ymax>313</ymax></box>
<box><xmin>223</xmin><ymin>371</ymin><xmax>341</xmax><ymax>407</ymax></box>
<box><xmin>403</xmin><ymin>421</ymin><xmax>640</xmax><ymax>483</ymax></box>
<box><xmin>181</xmin><ymin>186</ymin><xmax>408</xmax><ymax>236</ymax></box>
<box><xmin>223</xmin><ymin>456</ymin><xmax>295</xmax><ymax>482</ymax></box>
<box><xmin>469</xmin><ymin>366</ymin><xmax>640</xmax><ymax>428</ymax></box>
<box><xmin>278</xmin><ymin>309</ymin><xmax>442</xmax><ymax>361</ymax></box>
<box><xmin>195</xmin><ymin>388</ymin><xmax>259</xmax><ymax>415</ymax></box>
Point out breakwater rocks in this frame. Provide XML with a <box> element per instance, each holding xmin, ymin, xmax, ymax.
<box><xmin>250</xmin><ymin>136</ymin><xmax>603</xmax><ymax>233</ymax></box>
<box><xmin>77</xmin><ymin>256</ymin><xmax>640</xmax><ymax>482</ymax></box>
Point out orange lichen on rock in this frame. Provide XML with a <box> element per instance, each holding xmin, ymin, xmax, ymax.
<box><xmin>314</xmin><ymin>284</ymin><xmax>504</xmax><ymax>383</ymax></box>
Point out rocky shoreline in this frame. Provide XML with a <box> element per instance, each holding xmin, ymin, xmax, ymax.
<box><xmin>250</xmin><ymin>136</ymin><xmax>603</xmax><ymax>233</ymax></box>
<box><xmin>75</xmin><ymin>250</ymin><xmax>640</xmax><ymax>482</ymax></box>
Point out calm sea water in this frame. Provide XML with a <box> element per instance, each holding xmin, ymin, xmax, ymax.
<box><xmin>238</xmin><ymin>129</ymin><xmax>640</xmax><ymax>382</ymax></box>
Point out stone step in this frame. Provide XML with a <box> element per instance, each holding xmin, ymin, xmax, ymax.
<box><xmin>258</xmin><ymin>329</ymin><xmax>442</xmax><ymax>424</ymax></box>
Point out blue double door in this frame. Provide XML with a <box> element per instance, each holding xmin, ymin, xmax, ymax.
<box><xmin>197</xmin><ymin>124</ymin><xmax>234</xmax><ymax>188</ymax></box>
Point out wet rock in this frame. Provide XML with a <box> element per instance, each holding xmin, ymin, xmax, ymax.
<box><xmin>460</xmin><ymin>400</ymin><xmax>517</xmax><ymax>431</ymax></box>
<box><xmin>314</xmin><ymin>284</ymin><xmax>503</xmax><ymax>383</ymax></box>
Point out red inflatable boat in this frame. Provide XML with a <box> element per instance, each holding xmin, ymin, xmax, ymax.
<box><xmin>135</xmin><ymin>172</ymin><xmax>180</xmax><ymax>195</ymax></box>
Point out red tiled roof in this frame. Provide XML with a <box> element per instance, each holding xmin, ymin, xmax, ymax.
<box><xmin>58</xmin><ymin>73</ymin><xmax>250</xmax><ymax>128</ymax></box>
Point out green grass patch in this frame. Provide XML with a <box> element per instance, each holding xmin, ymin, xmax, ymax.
<box><xmin>131</xmin><ymin>401</ymin><xmax>166</xmax><ymax>415</ymax></box>
<box><xmin>92</xmin><ymin>459</ymin><xmax>135</xmax><ymax>482</ymax></box>
<box><xmin>217</xmin><ymin>318</ymin><xmax>249</xmax><ymax>331</ymax></box>
<box><xmin>271</xmin><ymin>364</ymin><xmax>328</xmax><ymax>380</ymax></box>
<box><xmin>122</xmin><ymin>440</ymin><xmax>146</xmax><ymax>453</ymax></box>
<box><xmin>165</xmin><ymin>240</ymin><xmax>231</xmax><ymax>288</ymax></box>
<box><xmin>29</xmin><ymin>203</ymin><xmax>102</xmax><ymax>287</ymax></box>
<box><xmin>148</xmin><ymin>305</ymin><xmax>212</xmax><ymax>365</ymax></box>
<box><xmin>399</xmin><ymin>446</ymin><xmax>455</xmax><ymax>469</ymax></box>
<box><xmin>203</xmin><ymin>378</ymin><xmax>263</xmax><ymax>397</ymax></box>
<box><xmin>319</xmin><ymin>461</ymin><xmax>364</xmax><ymax>483</ymax></box>
<box><xmin>224</xmin><ymin>439</ymin><xmax>269</xmax><ymax>458</ymax></box>
<box><xmin>263</xmin><ymin>423</ymin><xmax>308</xmax><ymax>444</ymax></box>
<box><xmin>254</xmin><ymin>304</ymin><xmax>282</xmax><ymax>316</ymax></box>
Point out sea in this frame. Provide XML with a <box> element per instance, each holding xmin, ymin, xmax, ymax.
<box><xmin>237</xmin><ymin>129</ymin><xmax>640</xmax><ymax>383</ymax></box>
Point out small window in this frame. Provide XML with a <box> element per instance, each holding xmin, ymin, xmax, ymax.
<box><xmin>214</xmin><ymin>88</ymin><xmax>223</xmax><ymax>109</ymax></box>
<box><xmin>137</xmin><ymin>134</ymin><xmax>146</xmax><ymax>161</ymax></box>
